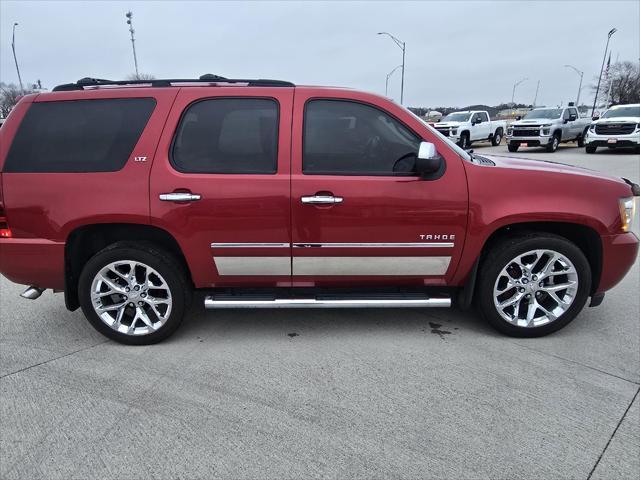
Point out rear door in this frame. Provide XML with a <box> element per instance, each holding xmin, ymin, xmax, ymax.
<box><xmin>290</xmin><ymin>90</ymin><xmax>468</xmax><ymax>287</ymax></box>
<box><xmin>149</xmin><ymin>87</ymin><xmax>294</xmax><ymax>288</ymax></box>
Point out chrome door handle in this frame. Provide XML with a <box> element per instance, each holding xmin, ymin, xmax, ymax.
<box><xmin>301</xmin><ymin>195</ymin><xmax>343</xmax><ymax>205</ymax></box>
<box><xmin>159</xmin><ymin>192</ymin><xmax>201</xmax><ymax>202</ymax></box>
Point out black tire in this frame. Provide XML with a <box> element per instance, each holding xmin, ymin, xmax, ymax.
<box><xmin>546</xmin><ymin>133</ymin><xmax>560</xmax><ymax>152</ymax></box>
<box><xmin>585</xmin><ymin>145</ymin><xmax>597</xmax><ymax>154</ymax></box>
<box><xmin>507</xmin><ymin>143</ymin><xmax>519</xmax><ymax>153</ymax></box>
<box><xmin>491</xmin><ymin>129</ymin><xmax>503</xmax><ymax>146</ymax></box>
<box><xmin>577</xmin><ymin>128</ymin><xmax>588</xmax><ymax>147</ymax></box>
<box><xmin>476</xmin><ymin>233</ymin><xmax>591</xmax><ymax>337</ymax></box>
<box><xmin>78</xmin><ymin>241</ymin><xmax>190</xmax><ymax>345</ymax></box>
<box><xmin>458</xmin><ymin>132</ymin><xmax>470</xmax><ymax>149</ymax></box>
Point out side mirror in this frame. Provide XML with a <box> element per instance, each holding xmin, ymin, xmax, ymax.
<box><xmin>515</xmin><ymin>115</ymin><xmax>522</xmax><ymax>121</ymax></box>
<box><xmin>592</xmin><ymin>114</ymin><xmax>600</xmax><ymax>121</ymax></box>
<box><xmin>569</xmin><ymin>114</ymin><xmax>577</xmax><ymax>121</ymax></box>
<box><xmin>416</xmin><ymin>141</ymin><xmax>444</xmax><ymax>179</ymax></box>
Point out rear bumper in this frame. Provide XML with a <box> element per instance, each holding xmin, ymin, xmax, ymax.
<box><xmin>597</xmin><ymin>232</ymin><xmax>639</xmax><ymax>293</ymax></box>
<box><xmin>0</xmin><ymin>238</ymin><xmax>65</xmax><ymax>290</ymax></box>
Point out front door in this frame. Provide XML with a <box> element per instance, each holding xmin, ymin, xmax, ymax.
<box><xmin>150</xmin><ymin>87</ymin><xmax>294</xmax><ymax>288</ymax></box>
<box><xmin>290</xmin><ymin>91</ymin><xmax>468</xmax><ymax>287</ymax></box>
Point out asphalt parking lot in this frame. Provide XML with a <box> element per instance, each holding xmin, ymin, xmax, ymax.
<box><xmin>1</xmin><ymin>144</ymin><xmax>639</xmax><ymax>480</ymax></box>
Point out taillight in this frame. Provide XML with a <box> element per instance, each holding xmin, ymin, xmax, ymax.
<box><xmin>0</xmin><ymin>206</ymin><xmax>10</xmax><ymax>238</ymax></box>
<box><xmin>0</xmin><ymin>175</ymin><xmax>9</xmax><ymax>238</ymax></box>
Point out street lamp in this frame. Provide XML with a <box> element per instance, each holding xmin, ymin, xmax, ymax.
<box><xmin>11</xmin><ymin>23</ymin><xmax>24</xmax><ymax>94</ymax></box>
<box><xmin>125</xmin><ymin>11</ymin><xmax>140</xmax><ymax>79</ymax></box>
<box><xmin>377</xmin><ymin>32</ymin><xmax>405</xmax><ymax>105</ymax></box>
<box><xmin>564</xmin><ymin>64</ymin><xmax>584</xmax><ymax>106</ymax></box>
<box><xmin>511</xmin><ymin>77</ymin><xmax>528</xmax><ymax>106</ymax></box>
<box><xmin>385</xmin><ymin>65</ymin><xmax>402</xmax><ymax>97</ymax></box>
<box><xmin>592</xmin><ymin>28</ymin><xmax>617</xmax><ymax>116</ymax></box>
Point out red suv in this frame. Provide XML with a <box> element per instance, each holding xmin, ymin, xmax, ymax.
<box><xmin>0</xmin><ymin>76</ymin><xmax>638</xmax><ymax>344</ymax></box>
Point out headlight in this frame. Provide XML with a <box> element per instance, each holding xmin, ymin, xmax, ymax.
<box><xmin>589</xmin><ymin>124</ymin><xmax>596</xmax><ymax>132</ymax></box>
<box><xmin>635</xmin><ymin>123</ymin><xmax>640</xmax><ymax>131</ymax></box>
<box><xmin>451</xmin><ymin>128</ymin><xmax>458</xmax><ymax>135</ymax></box>
<box><xmin>507</xmin><ymin>127</ymin><xmax>513</xmax><ymax>135</ymax></box>
<box><xmin>619</xmin><ymin>197</ymin><xmax>637</xmax><ymax>232</ymax></box>
<box><xmin>542</xmin><ymin>128</ymin><xmax>550</xmax><ymax>135</ymax></box>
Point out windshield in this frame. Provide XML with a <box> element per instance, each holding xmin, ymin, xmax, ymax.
<box><xmin>602</xmin><ymin>106</ymin><xmax>640</xmax><ymax>118</ymax></box>
<box><xmin>524</xmin><ymin>109</ymin><xmax>563</xmax><ymax>119</ymax></box>
<box><xmin>441</xmin><ymin>112</ymin><xmax>471</xmax><ymax>122</ymax></box>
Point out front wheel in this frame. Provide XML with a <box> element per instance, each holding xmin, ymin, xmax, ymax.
<box><xmin>546</xmin><ymin>133</ymin><xmax>560</xmax><ymax>152</ymax></box>
<box><xmin>78</xmin><ymin>242</ymin><xmax>190</xmax><ymax>345</ymax></box>
<box><xmin>585</xmin><ymin>145</ymin><xmax>597</xmax><ymax>153</ymax></box>
<box><xmin>507</xmin><ymin>143</ymin><xmax>519</xmax><ymax>152</ymax></box>
<box><xmin>476</xmin><ymin>234</ymin><xmax>591</xmax><ymax>337</ymax></box>
<box><xmin>458</xmin><ymin>132</ymin><xmax>470</xmax><ymax>149</ymax></box>
<box><xmin>577</xmin><ymin>128</ymin><xmax>588</xmax><ymax>147</ymax></box>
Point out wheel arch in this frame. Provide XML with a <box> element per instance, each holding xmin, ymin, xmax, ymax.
<box><xmin>458</xmin><ymin>221</ymin><xmax>602</xmax><ymax>309</ymax></box>
<box><xmin>64</xmin><ymin>223</ymin><xmax>193</xmax><ymax>311</ymax></box>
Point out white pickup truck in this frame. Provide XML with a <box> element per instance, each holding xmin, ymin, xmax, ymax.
<box><xmin>585</xmin><ymin>103</ymin><xmax>640</xmax><ymax>153</ymax></box>
<box><xmin>434</xmin><ymin>110</ymin><xmax>506</xmax><ymax>148</ymax></box>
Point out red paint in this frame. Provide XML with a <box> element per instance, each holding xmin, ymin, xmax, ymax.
<box><xmin>0</xmin><ymin>85</ymin><xmax>637</xmax><ymax>299</ymax></box>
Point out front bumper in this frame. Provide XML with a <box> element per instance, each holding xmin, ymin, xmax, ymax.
<box><xmin>585</xmin><ymin>130</ymin><xmax>640</xmax><ymax>147</ymax></box>
<box><xmin>597</xmin><ymin>232</ymin><xmax>639</xmax><ymax>293</ymax></box>
<box><xmin>507</xmin><ymin>134</ymin><xmax>552</xmax><ymax>147</ymax></box>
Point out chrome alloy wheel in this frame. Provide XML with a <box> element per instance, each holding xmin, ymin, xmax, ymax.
<box><xmin>493</xmin><ymin>249</ymin><xmax>578</xmax><ymax>328</ymax></box>
<box><xmin>90</xmin><ymin>260</ymin><xmax>172</xmax><ymax>336</ymax></box>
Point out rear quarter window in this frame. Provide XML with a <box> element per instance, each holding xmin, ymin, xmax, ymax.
<box><xmin>3</xmin><ymin>98</ymin><xmax>156</xmax><ymax>173</ymax></box>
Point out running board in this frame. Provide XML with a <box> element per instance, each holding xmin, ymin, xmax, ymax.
<box><xmin>204</xmin><ymin>294</ymin><xmax>451</xmax><ymax>309</ymax></box>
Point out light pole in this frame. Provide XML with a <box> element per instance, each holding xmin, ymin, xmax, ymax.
<box><xmin>563</xmin><ymin>64</ymin><xmax>584</xmax><ymax>106</ymax></box>
<box><xmin>125</xmin><ymin>11</ymin><xmax>140</xmax><ymax>79</ymax></box>
<box><xmin>11</xmin><ymin>23</ymin><xmax>24</xmax><ymax>94</ymax></box>
<box><xmin>378</xmin><ymin>32</ymin><xmax>405</xmax><ymax>105</ymax></box>
<box><xmin>385</xmin><ymin>65</ymin><xmax>402</xmax><ymax>97</ymax></box>
<box><xmin>592</xmin><ymin>28</ymin><xmax>617</xmax><ymax>116</ymax></box>
<box><xmin>532</xmin><ymin>80</ymin><xmax>540</xmax><ymax>107</ymax></box>
<box><xmin>511</xmin><ymin>77</ymin><xmax>528</xmax><ymax>106</ymax></box>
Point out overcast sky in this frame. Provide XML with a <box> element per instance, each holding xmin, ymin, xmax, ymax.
<box><xmin>1</xmin><ymin>0</ymin><xmax>638</xmax><ymax>108</ymax></box>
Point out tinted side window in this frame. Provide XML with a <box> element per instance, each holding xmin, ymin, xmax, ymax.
<box><xmin>303</xmin><ymin>100</ymin><xmax>420</xmax><ymax>175</ymax></box>
<box><xmin>563</xmin><ymin>109</ymin><xmax>571</xmax><ymax>120</ymax></box>
<box><xmin>172</xmin><ymin>98</ymin><xmax>278</xmax><ymax>174</ymax></box>
<box><xmin>4</xmin><ymin>98</ymin><xmax>155</xmax><ymax>173</ymax></box>
<box><xmin>479</xmin><ymin>112</ymin><xmax>489</xmax><ymax>122</ymax></box>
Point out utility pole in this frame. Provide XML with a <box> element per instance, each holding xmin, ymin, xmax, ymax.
<box><xmin>592</xmin><ymin>28</ymin><xmax>617</xmax><ymax>116</ymax></box>
<box><xmin>385</xmin><ymin>65</ymin><xmax>402</xmax><ymax>97</ymax></box>
<box><xmin>563</xmin><ymin>64</ymin><xmax>584</xmax><ymax>106</ymax></box>
<box><xmin>378</xmin><ymin>32</ymin><xmax>406</xmax><ymax>105</ymax></box>
<box><xmin>532</xmin><ymin>80</ymin><xmax>540</xmax><ymax>107</ymax></box>
<box><xmin>11</xmin><ymin>23</ymin><xmax>24</xmax><ymax>94</ymax></box>
<box><xmin>511</xmin><ymin>77</ymin><xmax>528</xmax><ymax>106</ymax></box>
<box><xmin>125</xmin><ymin>11</ymin><xmax>140</xmax><ymax>79</ymax></box>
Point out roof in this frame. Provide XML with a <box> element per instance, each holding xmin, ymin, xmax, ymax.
<box><xmin>52</xmin><ymin>74</ymin><xmax>294</xmax><ymax>92</ymax></box>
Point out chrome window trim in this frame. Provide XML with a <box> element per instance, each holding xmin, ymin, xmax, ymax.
<box><xmin>293</xmin><ymin>242</ymin><xmax>454</xmax><ymax>248</ymax></box>
<box><xmin>211</xmin><ymin>243</ymin><xmax>291</xmax><ymax>248</ymax></box>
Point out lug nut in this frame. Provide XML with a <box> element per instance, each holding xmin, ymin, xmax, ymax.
<box><xmin>125</xmin><ymin>287</ymin><xmax>130</xmax><ymax>292</ymax></box>
<box><xmin>539</xmin><ymin>282</ymin><xmax>544</xmax><ymax>287</ymax></box>
<box><xmin>134</xmin><ymin>285</ymin><xmax>140</xmax><ymax>291</ymax></box>
<box><xmin>141</xmin><ymin>293</ymin><xmax>147</xmax><ymax>298</ymax></box>
<box><xmin>522</xmin><ymin>279</ymin><xmax>528</xmax><ymax>284</ymax></box>
<box><xmin>138</xmin><ymin>301</ymin><xmax>143</xmax><ymax>306</ymax></box>
<box><xmin>532</xmin><ymin>275</ymin><xmax>537</xmax><ymax>281</ymax></box>
<box><xmin>525</xmin><ymin>294</ymin><xmax>531</xmax><ymax>298</ymax></box>
<box><xmin>128</xmin><ymin>302</ymin><xmax>134</xmax><ymax>308</ymax></box>
<box><xmin>518</xmin><ymin>287</ymin><xmax>525</xmax><ymax>293</ymax></box>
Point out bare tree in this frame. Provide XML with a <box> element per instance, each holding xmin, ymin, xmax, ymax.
<box><xmin>593</xmin><ymin>61</ymin><xmax>640</xmax><ymax>106</ymax></box>
<box><xmin>0</xmin><ymin>82</ymin><xmax>36</xmax><ymax>118</ymax></box>
<box><xmin>126</xmin><ymin>73</ymin><xmax>156</xmax><ymax>81</ymax></box>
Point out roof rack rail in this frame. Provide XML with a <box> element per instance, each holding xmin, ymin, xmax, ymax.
<box><xmin>52</xmin><ymin>74</ymin><xmax>295</xmax><ymax>91</ymax></box>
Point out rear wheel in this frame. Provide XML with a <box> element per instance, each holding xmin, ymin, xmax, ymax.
<box><xmin>78</xmin><ymin>242</ymin><xmax>190</xmax><ymax>345</ymax></box>
<box><xmin>577</xmin><ymin>128</ymin><xmax>588</xmax><ymax>147</ymax></box>
<box><xmin>585</xmin><ymin>145</ymin><xmax>597</xmax><ymax>153</ymax></box>
<box><xmin>507</xmin><ymin>143</ymin><xmax>519</xmax><ymax>152</ymax></box>
<box><xmin>491</xmin><ymin>129</ymin><xmax>503</xmax><ymax>146</ymax></box>
<box><xmin>477</xmin><ymin>234</ymin><xmax>591</xmax><ymax>337</ymax></box>
<box><xmin>546</xmin><ymin>133</ymin><xmax>560</xmax><ymax>152</ymax></box>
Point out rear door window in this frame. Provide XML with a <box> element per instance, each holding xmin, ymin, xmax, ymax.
<box><xmin>4</xmin><ymin>98</ymin><xmax>156</xmax><ymax>173</ymax></box>
<box><xmin>171</xmin><ymin>98</ymin><xmax>279</xmax><ymax>174</ymax></box>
